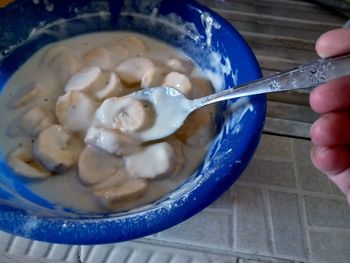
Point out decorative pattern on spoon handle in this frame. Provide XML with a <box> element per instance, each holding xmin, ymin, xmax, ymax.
<box><xmin>194</xmin><ymin>54</ymin><xmax>350</xmax><ymax>108</ymax></box>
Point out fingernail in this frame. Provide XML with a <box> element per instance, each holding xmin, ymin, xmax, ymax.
<box><xmin>310</xmin><ymin>145</ymin><xmax>327</xmax><ymax>166</ymax></box>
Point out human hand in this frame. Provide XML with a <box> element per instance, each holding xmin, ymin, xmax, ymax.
<box><xmin>310</xmin><ymin>28</ymin><xmax>350</xmax><ymax>205</ymax></box>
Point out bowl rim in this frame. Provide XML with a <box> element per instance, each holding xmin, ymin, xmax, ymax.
<box><xmin>0</xmin><ymin>0</ymin><xmax>266</xmax><ymax>244</ymax></box>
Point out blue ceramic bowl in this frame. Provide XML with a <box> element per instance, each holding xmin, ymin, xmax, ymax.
<box><xmin>0</xmin><ymin>0</ymin><xmax>266</xmax><ymax>244</ymax></box>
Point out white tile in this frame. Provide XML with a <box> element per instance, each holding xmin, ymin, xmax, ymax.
<box><xmin>268</xmin><ymin>191</ymin><xmax>307</xmax><ymax>259</ymax></box>
<box><xmin>158</xmin><ymin>210</ymin><xmax>233</xmax><ymax>249</ymax></box>
<box><xmin>235</xmin><ymin>186</ymin><xmax>272</xmax><ymax>255</ymax></box>
<box><xmin>309</xmin><ymin>231</ymin><xmax>350</xmax><ymax>263</ymax></box>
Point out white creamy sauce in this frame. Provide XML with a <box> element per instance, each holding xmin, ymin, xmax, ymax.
<box><xmin>0</xmin><ymin>32</ymin><xmax>215</xmax><ymax>212</ymax></box>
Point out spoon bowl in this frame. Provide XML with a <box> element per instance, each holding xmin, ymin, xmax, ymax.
<box><xmin>128</xmin><ymin>86</ymin><xmax>193</xmax><ymax>142</ymax></box>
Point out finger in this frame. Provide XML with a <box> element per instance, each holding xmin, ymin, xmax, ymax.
<box><xmin>328</xmin><ymin>169</ymin><xmax>350</xmax><ymax>196</ymax></box>
<box><xmin>315</xmin><ymin>28</ymin><xmax>350</xmax><ymax>58</ymax></box>
<box><xmin>311</xmin><ymin>145</ymin><xmax>350</xmax><ymax>175</ymax></box>
<box><xmin>311</xmin><ymin>145</ymin><xmax>350</xmax><ymax>196</ymax></box>
<box><xmin>310</xmin><ymin>76</ymin><xmax>350</xmax><ymax>113</ymax></box>
<box><xmin>311</xmin><ymin>111</ymin><xmax>350</xmax><ymax>146</ymax></box>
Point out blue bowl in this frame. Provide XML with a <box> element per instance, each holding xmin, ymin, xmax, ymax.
<box><xmin>0</xmin><ymin>0</ymin><xmax>266</xmax><ymax>244</ymax></box>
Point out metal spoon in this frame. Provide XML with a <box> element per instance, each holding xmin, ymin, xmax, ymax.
<box><xmin>129</xmin><ymin>54</ymin><xmax>350</xmax><ymax>142</ymax></box>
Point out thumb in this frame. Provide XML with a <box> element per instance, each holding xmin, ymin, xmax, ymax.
<box><xmin>315</xmin><ymin>28</ymin><xmax>350</xmax><ymax>58</ymax></box>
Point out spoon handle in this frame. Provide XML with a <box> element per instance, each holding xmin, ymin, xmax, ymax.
<box><xmin>195</xmin><ymin>53</ymin><xmax>350</xmax><ymax>108</ymax></box>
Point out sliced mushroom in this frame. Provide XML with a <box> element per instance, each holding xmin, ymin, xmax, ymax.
<box><xmin>94</xmin><ymin>179</ymin><xmax>149</xmax><ymax>208</ymax></box>
<box><xmin>186</xmin><ymin>120</ymin><xmax>215</xmax><ymax>147</ymax></box>
<box><xmin>56</xmin><ymin>91</ymin><xmax>98</xmax><ymax>133</ymax></box>
<box><xmin>85</xmin><ymin>126</ymin><xmax>140</xmax><ymax>155</ymax></box>
<box><xmin>41</xmin><ymin>46</ymin><xmax>71</xmax><ymax>66</ymax></box>
<box><xmin>19</xmin><ymin>106</ymin><xmax>56</xmax><ymax>137</ymax></box>
<box><xmin>112</xmin><ymin>36</ymin><xmax>146</xmax><ymax>59</ymax></box>
<box><xmin>78</xmin><ymin>146</ymin><xmax>123</xmax><ymax>186</ymax></box>
<box><xmin>93</xmin><ymin>72</ymin><xmax>125</xmax><ymax>101</ymax></box>
<box><xmin>119</xmin><ymin>36</ymin><xmax>146</xmax><ymax>53</ymax></box>
<box><xmin>108</xmin><ymin>45</ymin><xmax>129</xmax><ymax>66</ymax></box>
<box><xmin>176</xmin><ymin>108</ymin><xmax>215</xmax><ymax>147</ymax></box>
<box><xmin>140</xmin><ymin>67</ymin><xmax>168</xmax><ymax>89</ymax></box>
<box><xmin>7</xmin><ymin>82</ymin><xmax>46</xmax><ymax>109</ymax></box>
<box><xmin>124</xmin><ymin>142</ymin><xmax>176</xmax><ymax>180</ymax></box>
<box><xmin>166</xmin><ymin>58</ymin><xmax>193</xmax><ymax>74</ymax></box>
<box><xmin>95</xmin><ymin>97</ymin><xmax>153</xmax><ymax>133</ymax></box>
<box><xmin>41</xmin><ymin>45</ymin><xmax>80</xmax><ymax>84</ymax></box>
<box><xmin>115</xmin><ymin>57</ymin><xmax>154</xmax><ymax>85</ymax></box>
<box><xmin>92</xmin><ymin>169</ymin><xmax>128</xmax><ymax>191</ymax></box>
<box><xmin>178</xmin><ymin>77</ymin><xmax>215</xmax><ymax>146</ymax></box>
<box><xmin>6</xmin><ymin>123</ymin><xmax>21</xmax><ymax>138</ymax></box>
<box><xmin>64</xmin><ymin>66</ymin><xmax>101</xmax><ymax>92</ymax></box>
<box><xmin>33</xmin><ymin>125</ymin><xmax>83</xmax><ymax>173</ymax></box>
<box><xmin>190</xmin><ymin>77</ymin><xmax>214</xmax><ymax>99</ymax></box>
<box><xmin>83</xmin><ymin>47</ymin><xmax>112</xmax><ymax>70</ymax></box>
<box><xmin>8</xmin><ymin>147</ymin><xmax>50</xmax><ymax>179</ymax></box>
<box><xmin>167</xmin><ymin>138</ymin><xmax>185</xmax><ymax>174</ymax></box>
<box><xmin>163</xmin><ymin>72</ymin><xmax>192</xmax><ymax>97</ymax></box>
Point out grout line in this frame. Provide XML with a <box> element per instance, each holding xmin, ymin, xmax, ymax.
<box><xmin>4</xmin><ymin>235</ymin><xmax>15</xmax><ymax>253</ymax></box>
<box><xmin>100</xmin><ymin>246</ymin><xmax>114</xmax><ymax>263</ymax></box>
<box><xmin>236</xmin><ymin>181</ymin><xmax>298</xmax><ymax>193</ymax></box>
<box><xmin>144</xmin><ymin>251</ymin><xmax>152</xmax><ymax>263</ymax></box>
<box><xmin>77</xmin><ymin>246</ymin><xmax>83</xmax><ymax>263</ymax></box>
<box><xmin>262</xmin><ymin>188</ymin><xmax>274</xmax><ymax>256</ymax></box>
<box><xmin>272</xmin><ymin>252</ymin><xmax>310</xmax><ymax>263</ymax></box>
<box><xmin>103</xmin><ymin>247</ymin><xmax>116</xmax><ymax>263</ymax></box>
<box><xmin>62</xmin><ymin>245</ymin><xmax>77</xmax><ymax>262</ymax></box>
<box><xmin>206</xmin><ymin>207</ymin><xmax>233</xmax><ymax>216</ymax></box>
<box><xmin>136</xmin><ymin>237</ymin><xmax>305</xmax><ymax>263</ymax></box>
<box><xmin>236</xmin><ymin>181</ymin><xmax>347</xmax><ymax>201</ymax></box>
<box><xmin>252</xmin><ymin>155</ymin><xmax>294</xmax><ymax>163</ymax></box>
<box><xmin>83</xmin><ymin>245</ymin><xmax>95</xmax><ymax>263</ymax></box>
<box><xmin>123</xmin><ymin>248</ymin><xmax>132</xmax><ymax>263</ymax></box>
<box><xmin>231</xmin><ymin>186</ymin><xmax>237</xmax><ymax>251</ymax></box>
<box><xmin>62</xmin><ymin>245</ymin><xmax>73</xmax><ymax>262</ymax></box>
<box><xmin>307</xmin><ymin>226</ymin><xmax>350</xmax><ymax>234</ymax></box>
<box><xmin>47</xmin><ymin>244</ymin><xmax>71</xmax><ymax>262</ymax></box>
<box><xmin>43</xmin><ymin>242</ymin><xmax>53</xmax><ymax>258</ymax></box>
<box><xmin>45</xmin><ymin>243</ymin><xmax>55</xmax><ymax>260</ymax></box>
<box><xmin>301</xmin><ymin>192</ymin><xmax>312</xmax><ymax>260</ymax></box>
<box><xmin>302</xmin><ymin>190</ymin><xmax>346</xmax><ymax>201</ymax></box>
<box><xmin>292</xmin><ymin>139</ymin><xmax>311</xmax><ymax>260</ymax></box>
<box><xmin>24</xmin><ymin>240</ymin><xmax>34</xmax><ymax>256</ymax></box>
<box><xmin>264</xmin><ymin>189</ymin><xmax>276</xmax><ymax>256</ymax></box>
